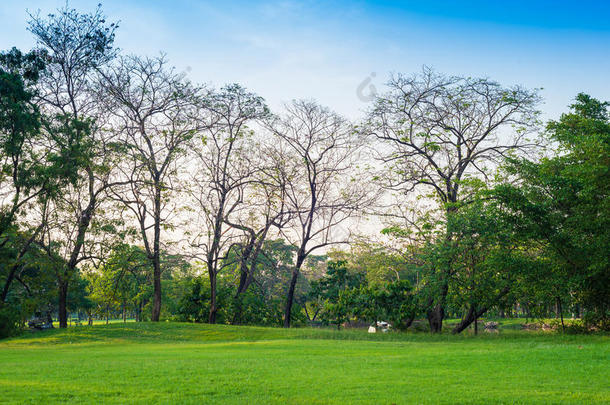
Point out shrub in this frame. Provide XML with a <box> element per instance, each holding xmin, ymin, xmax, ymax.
<box><xmin>0</xmin><ymin>305</ymin><xmax>22</xmax><ymax>338</ymax></box>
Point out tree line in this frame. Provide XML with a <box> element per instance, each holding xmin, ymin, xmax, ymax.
<box><xmin>1</xmin><ymin>5</ymin><xmax>607</xmax><ymax>337</ymax></box>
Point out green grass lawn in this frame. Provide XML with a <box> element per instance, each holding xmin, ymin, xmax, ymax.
<box><xmin>1</xmin><ymin>323</ymin><xmax>608</xmax><ymax>404</ymax></box>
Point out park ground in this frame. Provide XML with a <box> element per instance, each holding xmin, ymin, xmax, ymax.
<box><xmin>0</xmin><ymin>322</ymin><xmax>608</xmax><ymax>404</ymax></box>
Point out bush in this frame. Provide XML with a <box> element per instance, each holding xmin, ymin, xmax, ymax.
<box><xmin>0</xmin><ymin>305</ymin><xmax>22</xmax><ymax>338</ymax></box>
<box><xmin>583</xmin><ymin>310</ymin><xmax>610</xmax><ymax>332</ymax></box>
<box><xmin>564</xmin><ymin>320</ymin><xmax>591</xmax><ymax>334</ymax></box>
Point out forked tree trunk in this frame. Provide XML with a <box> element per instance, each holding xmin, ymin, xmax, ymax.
<box><xmin>427</xmin><ymin>304</ymin><xmax>444</xmax><ymax>333</ymax></box>
<box><xmin>452</xmin><ymin>287</ymin><xmax>510</xmax><ymax>334</ymax></box>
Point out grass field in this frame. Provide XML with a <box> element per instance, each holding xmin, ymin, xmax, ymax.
<box><xmin>1</xmin><ymin>323</ymin><xmax>608</xmax><ymax>404</ymax></box>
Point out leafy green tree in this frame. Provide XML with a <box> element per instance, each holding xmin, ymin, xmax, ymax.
<box><xmin>329</xmin><ymin>279</ymin><xmax>415</xmax><ymax>331</ymax></box>
<box><xmin>0</xmin><ymin>47</ymin><xmax>46</xmax><ymax>238</ymax></box>
<box><xmin>0</xmin><ymin>231</ymin><xmax>58</xmax><ymax>337</ymax></box>
<box><xmin>0</xmin><ymin>44</ymin><xmax>97</xmax><ymax>331</ymax></box>
<box><xmin>339</xmin><ymin>284</ymin><xmax>385</xmax><ymax>328</ymax></box>
<box><xmin>381</xmin><ymin>279</ymin><xmax>417</xmax><ymax>330</ymax></box>
<box><xmin>0</xmin><ymin>48</ymin><xmax>48</xmax><ymax>306</ymax></box>
<box><xmin>442</xmin><ymin>196</ymin><xmax>535</xmax><ymax>333</ymax></box>
<box><xmin>27</xmin><ymin>4</ymin><xmax>120</xmax><ymax>328</ymax></box>
<box><xmin>178</xmin><ymin>274</ymin><xmax>232</xmax><ymax>323</ymax></box>
<box><xmin>496</xmin><ymin>93</ymin><xmax>610</xmax><ymax>329</ymax></box>
<box><xmin>308</xmin><ymin>260</ymin><xmax>365</xmax><ymax>324</ymax></box>
<box><xmin>87</xmin><ymin>244</ymin><xmax>151</xmax><ymax>323</ymax></box>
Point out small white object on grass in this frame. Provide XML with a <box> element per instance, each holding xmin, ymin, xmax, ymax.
<box><xmin>368</xmin><ymin>326</ymin><xmax>376</xmax><ymax>333</ymax></box>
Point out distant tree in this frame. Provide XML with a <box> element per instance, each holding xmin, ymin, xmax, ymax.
<box><xmin>308</xmin><ymin>260</ymin><xmax>365</xmax><ymax>324</ymax></box>
<box><xmin>86</xmin><ymin>244</ymin><xmax>150</xmax><ymax>323</ymax></box>
<box><xmin>381</xmin><ymin>279</ymin><xmax>416</xmax><ymax>330</ymax></box>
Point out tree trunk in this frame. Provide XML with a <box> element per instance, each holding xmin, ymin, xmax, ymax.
<box><xmin>135</xmin><ymin>301</ymin><xmax>140</xmax><ymax>322</ymax></box>
<box><xmin>474</xmin><ymin>308</ymin><xmax>478</xmax><ymax>335</ymax></box>
<box><xmin>453</xmin><ymin>305</ymin><xmax>478</xmax><ymax>334</ymax></box>
<box><xmin>58</xmin><ymin>281</ymin><xmax>69</xmax><ymax>328</ymax></box>
<box><xmin>230</xmin><ymin>226</ymin><xmax>269</xmax><ymax>325</ymax></box>
<box><xmin>425</xmin><ymin>206</ymin><xmax>458</xmax><ymax>333</ymax></box>
<box><xmin>231</xmin><ymin>269</ymin><xmax>249</xmax><ymax>325</ymax></box>
<box><xmin>151</xmin><ymin>184</ymin><xmax>163</xmax><ymax>322</ymax></box>
<box><xmin>556</xmin><ymin>296</ymin><xmax>565</xmax><ymax>332</ymax></box>
<box><xmin>426</xmin><ymin>265</ymin><xmax>450</xmax><ymax>333</ymax></box>
<box><xmin>62</xmin><ymin>183</ymin><xmax>96</xmax><ymax>327</ymax></box>
<box><xmin>208</xmin><ymin>271</ymin><xmax>217</xmax><ymax>324</ymax></box>
<box><xmin>284</xmin><ymin>251</ymin><xmax>307</xmax><ymax>328</ymax></box>
<box><xmin>452</xmin><ymin>287</ymin><xmax>510</xmax><ymax>334</ymax></box>
<box><xmin>427</xmin><ymin>304</ymin><xmax>444</xmax><ymax>333</ymax></box>
<box><xmin>151</xmin><ymin>258</ymin><xmax>162</xmax><ymax>321</ymax></box>
<box><xmin>283</xmin><ymin>268</ymin><xmax>300</xmax><ymax>328</ymax></box>
<box><xmin>1</xmin><ymin>267</ymin><xmax>18</xmax><ymax>304</ymax></box>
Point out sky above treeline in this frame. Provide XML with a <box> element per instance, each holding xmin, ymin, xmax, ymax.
<box><xmin>1</xmin><ymin>0</ymin><xmax>609</xmax><ymax>121</ymax></box>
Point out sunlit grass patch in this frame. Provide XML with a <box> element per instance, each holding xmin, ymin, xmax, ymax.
<box><xmin>1</xmin><ymin>323</ymin><xmax>608</xmax><ymax>404</ymax></box>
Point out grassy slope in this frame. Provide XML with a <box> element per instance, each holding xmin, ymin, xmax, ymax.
<box><xmin>1</xmin><ymin>323</ymin><xmax>608</xmax><ymax>404</ymax></box>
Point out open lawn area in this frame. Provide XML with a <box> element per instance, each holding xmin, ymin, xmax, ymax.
<box><xmin>1</xmin><ymin>323</ymin><xmax>608</xmax><ymax>404</ymax></box>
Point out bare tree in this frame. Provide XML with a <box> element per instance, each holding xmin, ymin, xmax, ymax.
<box><xmin>270</xmin><ymin>100</ymin><xmax>374</xmax><ymax>328</ymax></box>
<box><xmin>223</xmin><ymin>135</ymin><xmax>294</xmax><ymax>324</ymax></box>
<box><xmin>365</xmin><ymin>67</ymin><xmax>541</xmax><ymax>332</ymax></box>
<box><xmin>188</xmin><ymin>84</ymin><xmax>269</xmax><ymax>324</ymax></box>
<box><xmin>99</xmin><ymin>54</ymin><xmax>202</xmax><ymax>321</ymax></box>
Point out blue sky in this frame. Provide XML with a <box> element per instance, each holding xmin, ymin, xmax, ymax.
<box><xmin>1</xmin><ymin>0</ymin><xmax>609</xmax><ymax>120</ymax></box>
